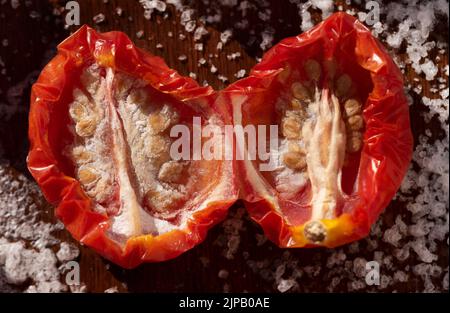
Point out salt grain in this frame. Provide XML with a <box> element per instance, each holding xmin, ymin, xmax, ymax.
<box><xmin>421</xmin><ymin>59</ymin><xmax>439</xmax><ymax>80</ymax></box>
<box><xmin>10</xmin><ymin>0</ymin><xmax>19</xmax><ymax>9</ymax></box>
<box><xmin>136</xmin><ymin>30</ymin><xmax>144</xmax><ymax>39</ymax></box>
<box><xmin>218</xmin><ymin>269</ymin><xmax>229</xmax><ymax>279</ymax></box>
<box><xmin>185</xmin><ymin>21</ymin><xmax>196</xmax><ymax>33</ymax></box>
<box><xmin>220</xmin><ymin>29</ymin><xmax>232</xmax><ymax>45</ymax></box>
<box><xmin>104</xmin><ymin>286</ymin><xmax>119</xmax><ymax>293</ymax></box>
<box><xmin>93</xmin><ymin>13</ymin><xmax>106</xmax><ymax>24</ymax></box>
<box><xmin>56</xmin><ymin>242</ymin><xmax>79</xmax><ymax>263</ymax></box>
<box><xmin>194</xmin><ymin>26</ymin><xmax>208</xmax><ymax>41</ymax></box>
<box><xmin>194</xmin><ymin>43</ymin><xmax>203</xmax><ymax>51</ymax></box>
<box><xmin>218</xmin><ymin>75</ymin><xmax>228</xmax><ymax>83</ymax></box>
<box><xmin>277</xmin><ymin>279</ymin><xmax>296</xmax><ymax>293</ymax></box>
<box><xmin>234</xmin><ymin>69</ymin><xmax>246</xmax><ymax>78</ymax></box>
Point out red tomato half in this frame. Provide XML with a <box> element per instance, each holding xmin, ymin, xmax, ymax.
<box><xmin>28</xmin><ymin>25</ymin><xmax>238</xmax><ymax>268</ymax></box>
<box><xmin>28</xmin><ymin>13</ymin><xmax>412</xmax><ymax>267</ymax></box>
<box><xmin>225</xmin><ymin>12</ymin><xmax>413</xmax><ymax>248</ymax></box>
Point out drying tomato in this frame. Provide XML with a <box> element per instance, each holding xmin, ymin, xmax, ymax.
<box><xmin>225</xmin><ymin>12</ymin><xmax>413</xmax><ymax>248</ymax></box>
<box><xmin>28</xmin><ymin>25</ymin><xmax>238</xmax><ymax>268</ymax></box>
<box><xmin>29</xmin><ymin>13</ymin><xmax>412</xmax><ymax>268</ymax></box>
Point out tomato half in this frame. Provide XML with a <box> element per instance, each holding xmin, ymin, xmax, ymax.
<box><xmin>225</xmin><ymin>12</ymin><xmax>413</xmax><ymax>248</ymax></box>
<box><xmin>28</xmin><ymin>25</ymin><xmax>238</xmax><ymax>268</ymax></box>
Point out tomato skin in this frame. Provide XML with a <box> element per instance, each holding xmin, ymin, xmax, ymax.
<box><xmin>225</xmin><ymin>12</ymin><xmax>413</xmax><ymax>248</ymax></box>
<box><xmin>27</xmin><ymin>25</ymin><xmax>237</xmax><ymax>268</ymax></box>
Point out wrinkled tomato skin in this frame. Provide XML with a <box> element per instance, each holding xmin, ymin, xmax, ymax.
<box><xmin>225</xmin><ymin>12</ymin><xmax>413</xmax><ymax>248</ymax></box>
<box><xmin>27</xmin><ymin>26</ymin><xmax>238</xmax><ymax>268</ymax></box>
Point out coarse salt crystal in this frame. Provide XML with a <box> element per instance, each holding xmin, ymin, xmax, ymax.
<box><xmin>194</xmin><ymin>26</ymin><xmax>208</xmax><ymax>41</ymax></box>
<box><xmin>421</xmin><ymin>60</ymin><xmax>439</xmax><ymax>81</ymax></box>
<box><xmin>220</xmin><ymin>29</ymin><xmax>233</xmax><ymax>44</ymax></box>
<box><xmin>218</xmin><ymin>269</ymin><xmax>229</xmax><ymax>279</ymax></box>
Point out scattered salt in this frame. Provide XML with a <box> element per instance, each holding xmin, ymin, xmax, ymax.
<box><xmin>92</xmin><ymin>13</ymin><xmax>106</xmax><ymax>24</ymax></box>
<box><xmin>0</xmin><ymin>166</ymin><xmax>81</xmax><ymax>292</ymax></box>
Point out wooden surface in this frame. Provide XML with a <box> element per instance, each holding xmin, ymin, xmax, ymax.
<box><xmin>0</xmin><ymin>0</ymin><xmax>448</xmax><ymax>293</ymax></box>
